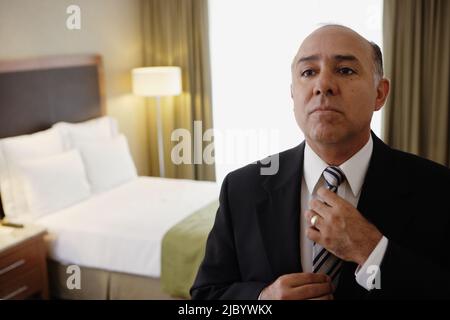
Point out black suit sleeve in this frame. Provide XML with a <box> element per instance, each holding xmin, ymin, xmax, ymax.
<box><xmin>190</xmin><ymin>174</ymin><xmax>267</xmax><ymax>300</ymax></box>
<box><xmin>369</xmin><ymin>234</ymin><xmax>450</xmax><ymax>299</ymax></box>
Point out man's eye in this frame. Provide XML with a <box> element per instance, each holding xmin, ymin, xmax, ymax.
<box><xmin>338</xmin><ymin>67</ymin><xmax>356</xmax><ymax>75</ymax></box>
<box><xmin>301</xmin><ymin>69</ymin><xmax>316</xmax><ymax>77</ymax></box>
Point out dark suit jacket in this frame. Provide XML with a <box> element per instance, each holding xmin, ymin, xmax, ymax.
<box><xmin>191</xmin><ymin>133</ymin><xmax>450</xmax><ymax>299</ymax></box>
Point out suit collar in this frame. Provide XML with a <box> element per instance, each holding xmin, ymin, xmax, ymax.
<box><xmin>303</xmin><ymin>135</ymin><xmax>374</xmax><ymax>198</ymax></box>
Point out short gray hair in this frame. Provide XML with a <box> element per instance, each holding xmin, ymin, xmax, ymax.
<box><xmin>369</xmin><ymin>41</ymin><xmax>384</xmax><ymax>82</ymax></box>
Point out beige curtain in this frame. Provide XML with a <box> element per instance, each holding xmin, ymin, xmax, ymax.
<box><xmin>141</xmin><ymin>0</ymin><xmax>215</xmax><ymax>180</ymax></box>
<box><xmin>382</xmin><ymin>0</ymin><xmax>450</xmax><ymax>166</ymax></box>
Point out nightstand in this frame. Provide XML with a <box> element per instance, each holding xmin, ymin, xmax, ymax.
<box><xmin>0</xmin><ymin>224</ymin><xmax>49</xmax><ymax>299</ymax></box>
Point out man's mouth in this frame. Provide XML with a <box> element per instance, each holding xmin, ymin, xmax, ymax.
<box><xmin>309</xmin><ymin>106</ymin><xmax>342</xmax><ymax>115</ymax></box>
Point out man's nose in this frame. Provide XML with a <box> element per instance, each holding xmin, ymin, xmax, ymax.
<box><xmin>313</xmin><ymin>71</ymin><xmax>338</xmax><ymax>96</ymax></box>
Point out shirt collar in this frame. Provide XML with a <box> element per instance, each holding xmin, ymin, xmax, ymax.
<box><xmin>303</xmin><ymin>135</ymin><xmax>373</xmax><ymax>197</ymax></box>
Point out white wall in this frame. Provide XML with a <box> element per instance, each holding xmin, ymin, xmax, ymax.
<box><xmin>0</xmin><ymin>0</ymin><xmax>149</xmax><ymax>175</ymax></box>
<box><xmin>209</xmin><ymin>0</ymin><xmax>383</xmax><ymax>184</ymax></box>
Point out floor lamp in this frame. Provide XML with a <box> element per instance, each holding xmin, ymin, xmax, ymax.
<box><xmin>132</xmin><ymin>66</ymin><xmax>182</xmax><ymax>177</ymax></box>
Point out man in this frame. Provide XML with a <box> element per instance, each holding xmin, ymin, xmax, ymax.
<box><xmin>190</xmin><ymin>25</ymin><xmax>450</xmax><ymax>299</ymax></box>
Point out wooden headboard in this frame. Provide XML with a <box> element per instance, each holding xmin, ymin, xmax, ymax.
<box><xmin>0</xmin><ymin>54</ymin><xmax>106</xmax><ymax>219</ymax></box>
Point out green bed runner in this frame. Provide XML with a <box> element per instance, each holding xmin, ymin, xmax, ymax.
<box><xmin>161</xmin><ymin>199</ymin><xmax>219</xmax><ymax>299</ymax></box>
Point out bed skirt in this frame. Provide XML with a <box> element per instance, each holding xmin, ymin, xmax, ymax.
<box><xmin>47</xmin><ymin>259</ymin><xmax>175</xmax><ymax>300</ymax></box>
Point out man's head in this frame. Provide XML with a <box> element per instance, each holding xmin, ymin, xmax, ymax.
<box><xmin>291</xmin><ymin>25</ymin><xmax>389</xmax><ymax>148</ymax></box>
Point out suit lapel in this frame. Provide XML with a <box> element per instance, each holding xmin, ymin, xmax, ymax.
<box><xmin>356</xmin><ymin>133</ymin><xmax>411</xmax><ymax>236</ymax></box>
<box><xmin>256</xmin><ymin>142</ymin><xmax>305</xmax><ymax>278</ymax></box>
<box><xmin>336</xmin><ymin>132</ymin><xmax>414</xmax><ymax>298</ymax></box>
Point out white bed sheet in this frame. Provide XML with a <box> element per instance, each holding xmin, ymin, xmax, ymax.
<box><xmin>36</xmin><ymin>176</ymin><xmax>219</xmax><ymax>277</ymax></box>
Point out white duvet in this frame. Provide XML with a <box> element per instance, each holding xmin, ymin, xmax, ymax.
<box><xmin>36</xmin><ymin>176</ymin><xmax>219</xmax><ymax>277</ymax></box>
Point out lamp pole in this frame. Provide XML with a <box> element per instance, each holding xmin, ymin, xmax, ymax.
<box><xmin>155</xmin><ymin>96</ymin><xmax>165</xmax><ymax>177</ymax></box>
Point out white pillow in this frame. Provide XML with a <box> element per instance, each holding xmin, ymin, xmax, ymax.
<box><xmin>16</xmin><ymin>150</ymin><xmax>91</xmax><ymax>218</ymax></box>
<box><xmin>53</xmin><ymin>116</ymin><xmax>119</xmax><ymax>150</ymax></box>
<box><xmin>0</xmin><ymin>128</ymin><xmax>65</xmax><ymax>218</ymax></box>
<box><xmin>76</xmin><ymin>134</ymin><xmax>137</xmax><ymax>193</ymax></box>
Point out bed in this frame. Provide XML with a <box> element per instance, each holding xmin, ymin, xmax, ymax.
<box><xmin>0</xmin><ymin>54</ymin><xmax>219</xmax><ymax>299</ymax></box>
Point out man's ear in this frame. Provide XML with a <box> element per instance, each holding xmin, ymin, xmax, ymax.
<box><xmin>290</xmin><ymin>84</ymin><xmax>293</xmax><ymax>99</ymax></box>
<box><xmin>374</xmin><ymin>78</ymin><xmax>390</xmax><ymax>111</ymax></box>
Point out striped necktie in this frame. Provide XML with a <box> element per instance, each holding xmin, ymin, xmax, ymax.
<box><xmin>312</xmin><ymin>166</ymin><xmax>345</xmax><ymax>287</ymax></box>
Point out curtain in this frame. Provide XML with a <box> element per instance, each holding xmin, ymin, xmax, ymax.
<box><xmin>142</xmin><ymin>0</ymin><xmax>216</xmax><ymax>180</ymax></box>
<box><xmin>382</xmin><ymin>0</ymin><xmax>450</xmax><ymax>166</ymax></box>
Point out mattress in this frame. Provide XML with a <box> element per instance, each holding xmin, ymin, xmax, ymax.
<box><xmin>35</xmin><ymin>176</ymin><xmax>219</xmax><ymax>277</ymax></box>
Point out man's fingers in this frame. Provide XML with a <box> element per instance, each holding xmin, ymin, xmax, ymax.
<box><xmin>308</xmin><ymin>294</ymin><xmax>334</xmax><ymax>300</ymax></box>
<box><xmin>304</xmin><ymin>210</ymin><xmax>324</xmax><ymax>229</ymax></box>
<box><xmin>317</xmin><ymin>186</ymin><xmax>341</xmax><ymax>206</ymax></box>
<box><xmin>279</xmin><ymin>272</ymin><xmax>330</xmax><ymax>287</ymax></box>
<box><xmin>263</xmin><ymin>273</ymin><xmax>333</xmax><ymax>300</ymax></box>
<box><xmin>309</xmin><ymin>198</ymin><xmax>331</xmax><ymax>217</ymax></box>
<box><xmin>292</xmin><ymin>282</ymin><xmax>334</xmax><ymax>300</ymax></box>
<box><xmin>306</xmin><ymin>226</ymin><xmax>321</xmax><ymax>243</ymax></box>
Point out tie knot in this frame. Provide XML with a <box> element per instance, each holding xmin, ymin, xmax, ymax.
<box><xmin>323</xmin><ymin>166</ymin><xmax>345</xmax><ymax>193</ymax></box>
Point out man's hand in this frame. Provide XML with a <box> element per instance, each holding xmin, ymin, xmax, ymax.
<box><xmin>259</xmin><ymin>273</ymin><xmax>334</xmax><ymax>300</ymax></box>
<box><xmin>305</xmin><ymin>186</ymin><xmax>383</xmax><ymax>265</ymax></box>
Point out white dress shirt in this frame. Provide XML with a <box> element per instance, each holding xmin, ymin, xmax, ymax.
<box><xmin>300</xmin><ymin>135</ymin><xmax>388</xmax><ymax>291</ymax></box>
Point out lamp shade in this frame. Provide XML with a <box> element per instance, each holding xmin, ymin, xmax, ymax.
<box><xmin>132</xmin><ymin>66</ymin><xmax>182</xmax><ymax>97</ymax></box>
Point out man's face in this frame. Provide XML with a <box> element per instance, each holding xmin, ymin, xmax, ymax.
<box><xmin>291</xmin><ymin>26</ymin><xmax>384</xmax><ymax>145</ymax></box>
